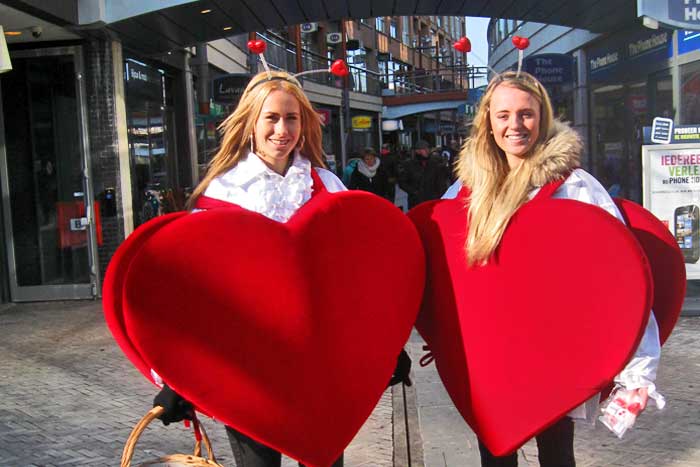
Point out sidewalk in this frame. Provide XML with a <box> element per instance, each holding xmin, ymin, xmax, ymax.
<box><xmin>2</xmin><ymin>300</ymin><xmax>699</xmax><ymax>466</ymax></box>
<box><xmin>0</xmin><ymin>300</ymin><xmax>394</xmax><ymax>467</ymax></box>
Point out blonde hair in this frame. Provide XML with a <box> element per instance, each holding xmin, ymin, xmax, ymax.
<box><xmin>456</xmin><ymin>71</ymin><xmax>555</xmax><ymax>266</ymax></box>
<box><xmin>188</xmin><ymin>71</ymin><xmax>325</xmax><ymax>209</ymax></box>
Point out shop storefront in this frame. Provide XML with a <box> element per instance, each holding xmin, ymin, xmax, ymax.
<box><xmin>124</xmin><ymin>58</ymin><xmax>183</xmax><ymax>226</ymax></box>
<box><xmin>587</xmin><ymin>27</ymin><xmax>674</xmax><ymax>203</ymax></box>
<box><xmin>0</xmin><ymin>47</ymin><xmax>99</xmax><ymax>301</ymax></box>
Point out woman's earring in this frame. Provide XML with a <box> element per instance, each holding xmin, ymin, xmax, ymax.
<box><xmin>249</xmin><ymin>134</ymin><xmax>254</xmax><ymax>153</ymax></box>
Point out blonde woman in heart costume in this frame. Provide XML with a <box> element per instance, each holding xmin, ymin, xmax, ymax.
<box><xmin>150</xmin><ymin>70</ymin><xmax>412</xmax><ymax>467</ymax></box>
<box><xmin>442</xmin><ymin>71</ymin><xmax>664</xmax><ymax>466</ymax></box>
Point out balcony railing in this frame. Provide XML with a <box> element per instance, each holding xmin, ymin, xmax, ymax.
<box><xmin>231</xmin><ymin>31</ymin><xmax>486</xmax><ymax>97</ymax></box>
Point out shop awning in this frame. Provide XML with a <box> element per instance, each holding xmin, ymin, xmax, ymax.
<box><xmin>94</xmin><ymin>0</ymin><xmax>640</xmax><ymax>55</ymax></box>
<box><xmin>383</xmin><ymin>100</ymin><xmax>465</xmax><ymax>120</ymax></box>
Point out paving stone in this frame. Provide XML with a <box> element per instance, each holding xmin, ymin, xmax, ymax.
<box><xmin>0</xmin><ymin>301</ymin><xmax>396</xmax><ymax>467</ymax></box>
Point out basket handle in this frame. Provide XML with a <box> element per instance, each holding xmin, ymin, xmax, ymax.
<box><xmin>121</xmin><ymin>406</ymin><xmax>217</xmax><ymax>467</ymax></box>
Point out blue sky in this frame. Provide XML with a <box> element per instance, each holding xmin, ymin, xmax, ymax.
<box><xmin>465</xmin><ymin>16</ymin><xmax>490</xmax><ymax>86</ymax></box>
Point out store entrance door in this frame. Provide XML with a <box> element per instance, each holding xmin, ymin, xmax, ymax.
<box><xmin>0</xmin><ymin>48</ymin><xmax>98</xmax><ymax>301</ymax></box>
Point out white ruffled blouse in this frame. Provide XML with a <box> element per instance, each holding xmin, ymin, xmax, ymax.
<box><xmin>202</xmin><ymin>150</ymin><xmax>346</xmax><ymax>222</ymax></box>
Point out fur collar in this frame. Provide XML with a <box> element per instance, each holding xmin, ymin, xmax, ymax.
<box><xmin>528</xmin><ymin>120</ymin><xmax>582</xmax><ymax>188</ymax></box>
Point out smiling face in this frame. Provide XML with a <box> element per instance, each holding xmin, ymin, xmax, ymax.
<box><xmin>254</xmin><ymin>90</ymin><xmax>302</xmax><ymax>174</ymax></box>
<box><xmin>488</xmin><ymin>83</ymin><xmax>541</xmax><ymax>169</ymax></box>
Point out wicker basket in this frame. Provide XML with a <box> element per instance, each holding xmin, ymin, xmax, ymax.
<box><xmin>121</xmin><ymin>406</ymin><xmax>226</xmax><ymax>467</ymax></box>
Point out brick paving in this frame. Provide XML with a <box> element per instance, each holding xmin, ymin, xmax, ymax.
<box><xmin>5</xmin><ymin>299</ymin><xmax>696</xmax><ymax>467</ymax></box>
<box><xmin>409</xmin><ymin>317</ymin><xmax>700</xmax><ymax>467</ymax></box>
<box><xmin>0</xmin><ymin>301</ymin><xmax>394</xmax><ymax>467</ymax></box>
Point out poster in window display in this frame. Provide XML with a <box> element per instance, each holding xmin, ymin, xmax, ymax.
<box><xmin>643</xmin><ymin>143</ymin><xmax>700</xmax><ymax>278</ymax></box>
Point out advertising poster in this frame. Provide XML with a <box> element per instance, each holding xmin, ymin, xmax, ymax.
<box><xmin>643</xmin><ymin>143</ymin><xmax>700</xmax><ymax>278</ymax></box>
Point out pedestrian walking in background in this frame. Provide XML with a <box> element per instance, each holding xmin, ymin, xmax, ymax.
<box><xmin>380</xmin><ymin>143</ymin><xmax>399</xmax><ymax>203</ymax></box>
<box><xmin>398</xmin><ymin>139</ymin><xmax>450</xmax><ymax>209</ymax></box>
<box><xmin>349</xmin><ymin>147</ymin><xmax>390</xmax><ymax>200</ymax></box>
<box><xmin>442</xmin><ymin>70</ymin><xmax>664</xmax><ymax>467</ymax></box>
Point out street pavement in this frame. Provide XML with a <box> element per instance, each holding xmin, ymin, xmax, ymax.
<box><xmin>0</xmin><ymin>301</ymin><xmax>393</xmax><ymax>467</ymax></box>
<box><xmin>1</xmin><ymin>299</ymin><xmax>699</xmax><ymax>466</ymax></box>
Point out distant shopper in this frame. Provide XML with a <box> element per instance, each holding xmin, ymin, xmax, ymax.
<box><xmin>380</xmin><ymin>143</ymin><xmax>399</xmax><ymax>203</ymax></box>
<box><xmin>349</xmin><ymin>147</ymin><xmax>390</xmax><ymax>200</ymax></box>
<box><xmin>398</xmin><ymin>140</ymin><xmax>450</xmax><ymax>209</ymax></box>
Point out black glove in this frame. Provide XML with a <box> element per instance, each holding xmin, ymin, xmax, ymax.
<box><xmin>388</xmin><ymin>349</ymin><xmax>413</xmax><ymax>387</ymax></box>
<box><xmin>153</xmin><ymin>383</ymin><xmax>194</xmax><ymax>426</ymax></box>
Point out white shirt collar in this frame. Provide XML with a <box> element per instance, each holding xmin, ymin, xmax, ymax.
<box><xmin>203</xmin><ymin>150</ymin><xmax>314</xmax><ymax>222</ymax></box>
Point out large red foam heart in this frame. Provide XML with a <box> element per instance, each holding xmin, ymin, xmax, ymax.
<box><xmin>118</xmin><ymin>191</ymin><xmax>424</xmax><ymax>467</ymax></box>
<box><xmin>409</xmin><ymin>192</ymin><xmax>653</xmax><ymax>456</ymax></box>
<box><xmin>103</xmin><ymin>212</ymin><xmax>187</xmax><ymax>382</ymax></box>
<box><xmin>614</xmin><ymin>198</ymin><xmax>686</xmax><ymax>344</ymax></box>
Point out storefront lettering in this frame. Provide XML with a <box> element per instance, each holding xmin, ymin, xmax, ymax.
<box><xmin>217</xmin><ymin>83</ymin><xmax>242</xmax><ymax>96</ymax></box>
<box><xmin>129</xmin><ymin>68</ymin><xmax>149</xmax><ymax>82</ymax></box>
<box><xmin>628</xmin><ymin>33</ymin><xmax>669</xmax><ymax>57</ymax></box>
<box><xmin>661</xmin><ymin>153</ymin><xmax>700</xmax><ymax>165</ymax></box>
<box><xmin>684</xmin><ymin>0</ymin><xmax>700</xmax><ymax>21</ymax></box>
<box><xmin>590</xmin><ymin>52</ymin><xmax>619</xmax><ymax>71</ymax></box>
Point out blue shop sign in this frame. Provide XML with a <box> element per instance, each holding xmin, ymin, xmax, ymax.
<box><xmin>670</xmin><ymin>0</ymin><xmax>700</xmax><ymax>29</ymax></box>
<box><xmin>639</xmin><ymin>0</ymin><xmax>700</xmax><ymax>31</ymax></box>
<box><xmin>678</xmin><ymin>30</ymin><xmax>700</xmax><ymax>55</ymax></box>
<box><xmin>523</xmin><ymin>54</ymin><xmax>573</xmax><ymax>86</ymax></box>
<box><xmin>589</xmin><ymin>28</ymin><xmax>672</xmax><ymax>83</ymax></box>
<box><xmin>643</xmin><ymin>124</ymin><xmax>700</xmax><ymax>144</ymax></box>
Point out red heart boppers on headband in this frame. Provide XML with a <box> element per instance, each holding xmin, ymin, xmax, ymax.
<box><xmin>453</xmin><ymin>37</ymin><xmax>472</xmax><ymax>53</ymax></box>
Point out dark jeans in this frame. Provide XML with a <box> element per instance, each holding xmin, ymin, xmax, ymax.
<box><xmin>226</xmin><ymin>426</ymin><xmax>344</xmax><ymax>467</ymax></box>
<box><xmin>478</xmin><ymin>417</ymin><xmax>576</xmax><ymax>467</ymax></box>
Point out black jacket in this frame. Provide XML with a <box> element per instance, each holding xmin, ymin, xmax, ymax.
<box><xmin>398</xmin><ymin>155</ymin><xmax>450</xmax><ymax>208</ymax></box>
<box><xmin>349</xmin><ymin>164</ymin><xmax>390</xmax><ymax>200</ymax></box>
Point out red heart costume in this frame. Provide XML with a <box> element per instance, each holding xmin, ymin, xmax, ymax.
<box><xmin>104</xmin><ymin>157</ymin><xmax>425</xmax><ymax>467</ymax></box>
<box><xmin>408</xmin><ymin>122</ymin><xmax>684</xmax><ymax>456</ymax></box>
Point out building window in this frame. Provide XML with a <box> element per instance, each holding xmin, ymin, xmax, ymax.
<box><xmin>682</xmin><ymin>61</ymin><xmax>700</xmax><ymax>124</ymax></box>
<box><xmin>375</xmin><ymin>17</ymin><xmax>385</xmax><ymax>33</ymax></box>
<box><xmin>390</xmin><ymin>18</ymin><xmax>398</xmax><ymax>39</ymax></box>
<box><xmin>402</xmin><ymin>17</ymin><xmax>410</xmax><ymax>45</ymax></box>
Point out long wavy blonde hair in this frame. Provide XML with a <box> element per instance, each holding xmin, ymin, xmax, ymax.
<box><xmin>188</xmin><ymin>71</ymin><xmax>325</xmax><ymax>209</ymax></box>
<box><xmin>456</xmin><ymin>71</ymin><xmax>555</xmax><ymax>266</ymax></box>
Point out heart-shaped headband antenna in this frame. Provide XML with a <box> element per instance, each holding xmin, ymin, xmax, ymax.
<box><xmin>511</xmin><ymin>36</ymin><xmax>531</xmax><ymax>77</ymax></box>
<box><xmin>247</xmin><ymin>37</ymin><xmax>350</xmax><ymax>84</ymax></box>
<box><xmin>247</xmin><ymin>39</ymin><xmax>272</xmax><ymax>79</ymax></box>
<box><xmin>452</xmin><ymin>37</ymin><xmax>498</xmax><ymax>76</ymax></box>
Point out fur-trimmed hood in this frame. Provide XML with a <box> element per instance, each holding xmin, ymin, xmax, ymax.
<box><xmin>528</xmin><ymin>120</ymin><xmax>582</xmax><ymax>188</ymax></box>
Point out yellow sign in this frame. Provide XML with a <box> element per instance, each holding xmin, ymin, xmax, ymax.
<box><xmin>352</xmin><ymin>115</ymin><xmax>372</xmax><ymax>129</ymax></box>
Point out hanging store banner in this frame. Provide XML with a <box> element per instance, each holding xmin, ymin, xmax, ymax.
<box><xmin>643</xmin><ymin>143</ymin><xmax>700</xmax><ymax>278</ymax></box>
<box><xmin>639</xmin><ymin>0</ymin><xmax>700</xmax><ymax>31</ymax></box>
<box><xmin>125</xmin><ymin>61</ymin><xmax>163</xmax><ymax>101</ymax></box>
<box><xmin>351</xmin><ymin>115</ymin><xmax>372</xmax><ymax>131</ymax></box>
